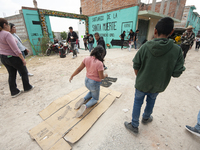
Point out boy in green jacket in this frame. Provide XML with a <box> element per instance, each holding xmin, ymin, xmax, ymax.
<box><xmin>124</xmin><ymin>17</ymin><xmax>185</xmax><ymax>135</ymax></box>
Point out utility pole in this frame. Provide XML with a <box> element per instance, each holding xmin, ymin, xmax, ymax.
<box><xmin>151</xmin><ymin>0</ymin><xmax>157</xmax><ymax>12</ymax></box>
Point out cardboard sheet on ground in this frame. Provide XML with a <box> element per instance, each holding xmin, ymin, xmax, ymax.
<box><xmin>29</xmin><ymin>86</ymin><xmax>122</xmax><ymax>150</ymax></box>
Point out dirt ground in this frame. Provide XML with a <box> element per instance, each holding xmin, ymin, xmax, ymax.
<box><xmin>0</xmin><ymin>47</ymin><xmax>200</xmax><ymax>150</ymax></box>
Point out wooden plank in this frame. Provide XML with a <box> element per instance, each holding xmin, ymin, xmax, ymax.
<box><xmin>49</xmin><ymin>138</ymin><xmax>71</xmax><ymax>150</ymax></box>
<box><xmin>29</xmin><ymin>121</ymin><xmax>62</xmax><ymax>150</ymax></box>
<box><xmin>39</xmin><ymin>86</ymin><xmax>88</xmax><ymax>120</ymax></box>
<box><xmin>64</xmin><ymin>94</ymin><xmax>116</xmax><ymax>143</ymax></box>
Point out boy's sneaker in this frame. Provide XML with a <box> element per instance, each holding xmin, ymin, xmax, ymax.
<box><xmin>74</xmin><ymin>98</ymin><xmax>85</xmax><ymax>109</ymax></box>
<box><xmin>12</xmin><ymin>90</ymin><xmax>22</xmax><ymax>98</ymax></box>
<box><xmin>142</xmin><ymin>115</ymin><xmax>153</xmax><ymax>124</ymax></box>
<box><xmin>124</xmin><ymin>121</ymin><xmax>138</xmax><ymax>135</ymax></box>
<box><xmin>185</xmin><ymin>125</ymin><xmax>200</xmax><ymax>137</ymax></box>
<box><xmin>75</xmin><ymin>104</ymin><xmax>86</xmax><ymax>118</ymax></box>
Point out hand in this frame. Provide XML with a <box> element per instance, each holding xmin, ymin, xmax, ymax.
<box><xmin>22</xmin><ymin>59</ymin><xmax>26</xmax><ymax>66</ymax></box>
<box><xmin>104</xmin><ymin>73</ymin><xmax>108</xmax><ymax>78</ymax></box>
<box><xmin>69</xmin><ymin>76</ymin><xmax>73</xmax><ymax>82</ymax></box>
<box><xmin>26</xmin><ymin>49</ymin><xmax>30</xmax><ymax>53</ymax></box>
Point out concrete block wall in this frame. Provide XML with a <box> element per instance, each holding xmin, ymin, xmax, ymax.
<box><xmin>147</xmin><ymin>0</ymin><xmax>186</xmax><ymax>20</ymax></box>
<box><xmin>5</xmin><ymin>13</ymin><xmax>33</xmax><ymax>55</ymax></box>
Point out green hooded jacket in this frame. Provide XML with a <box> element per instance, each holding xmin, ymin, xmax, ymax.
<box><xmin>133</xmin><ymin>38</ymin><xmax>185</xmax><ymax>93</ymax></box>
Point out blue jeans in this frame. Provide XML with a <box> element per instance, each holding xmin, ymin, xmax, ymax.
<box><xmin>134</xmin><ymin>41</ymin><xmax>137</xmax><ymax>49</ymax></box>
<box><xmin>195</xmin><ymin>110</ymin><xmax>200</xmax><ymax>130</ymax></box>
<box><xmin>84</xmin><ymin>77</ymin><xmax>101</xmax><ymax>108</ymax></box>
<box><xmin>131</xmin><ymin>89</ymin><xmax>159</xmax><ymax>128</ymax></box>
<box><xmin>88</xmin><ymin>43</ymin><xmax>93</xmax><ymax>52</ymax></box>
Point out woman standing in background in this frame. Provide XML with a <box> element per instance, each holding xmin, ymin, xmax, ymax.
<box><xmin>0</xmin><ymin>18</ymin><xmax>34</xmax><ymax>98</ymax></box>
<box><xmin>9</xmin><ymin>23</ymin><xmax>34</xmax><ymax>77</ymax></box>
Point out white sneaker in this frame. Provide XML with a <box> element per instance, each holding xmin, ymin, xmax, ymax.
<box><xmin>75</xmin><ymin>104</ymin><xmax>86</xmax><ymax>118</ymax></box>
<box><xmin>28</xmin><ymin>72</ymin><xmax>34</xmax><ymax>76</ymax></box>
<box><xmin>12</xmin><ymin>90</ymin><xmax>22</xmax><ymax>98</ymax></box>
<box><xmin>72</xmin><ymin>56</ymin><xmax>75</xmax><ymax>59</ymax></box>
<box><xmin>74</xmin><ymin>98</ymin><xmax>85</xmax><ymax>109</ymax></box>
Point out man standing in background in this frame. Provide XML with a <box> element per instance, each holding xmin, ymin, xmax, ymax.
<box><xmin>133</xmin><ymin>29</ymin><xmax>139</xmax><ymax>49</ymax></box>
<box><xmin>180</xmin><ymin>26</ymin><xmax>195</xmax><ymax>60</ymax></box>
<box><xmin>67</xmin><ymin>27</ymin><xmax>78</xmax><ymax>59</ymax></box>
<box><xmin>119</xmin><ymin>31</ymin><xmax>126</xmax><ymax>50</ymax></box>
<box><xmin>87</xmin><ymin>33</ymin><xmax>94</xmax><ymax>52</ymax></box>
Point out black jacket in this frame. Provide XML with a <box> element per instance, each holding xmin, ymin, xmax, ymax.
<box><xmin>97</xmin><ymin>37</ymin><xmax>106</xmax><ymax>51</ymax></box>
<box><xmin>67</xmin><ymin>31</ymin><xmax>78</xmax><ymax>42</ymax></box>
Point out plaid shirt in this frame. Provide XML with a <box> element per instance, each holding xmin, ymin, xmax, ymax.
<box><xmin>181</xmin><ymin>31</ymin><xmax>195</xmax><ymax>47</ymax></box>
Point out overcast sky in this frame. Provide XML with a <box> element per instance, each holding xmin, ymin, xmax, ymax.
<box><xmin>0</xmin><ymin>0</ymin><xmax>199</xmax><ymax>32</ymax></box>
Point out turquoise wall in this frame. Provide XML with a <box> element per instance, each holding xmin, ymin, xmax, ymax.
<box><xmin>186</xmin><ymin>7</ymin><xmax>200</xmax><ymax>36</ymax></box>
<box><xmin>89</xmin><ymin>6</ymin><xmax>139</xmax><ymax>48</ymax></box>
<box><xmin>22</xmin><ymin>9</ymin><xmax>53</xmax><ymax>55</ymax></box>
<box><xmin>45</xmin><ymin>15</ymin><xmax>54</xmax><ymax>41</ymax></box>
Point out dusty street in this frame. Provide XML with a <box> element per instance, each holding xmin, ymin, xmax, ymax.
<box><xmin>0</xmin><ymin>47</ymin><xmax>200</xmax><ymax>150</ymax></box>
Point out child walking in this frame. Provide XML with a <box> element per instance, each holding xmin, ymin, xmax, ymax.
<box><xmin>124</xmin><ymin>17</ymin><xmax>185</xmax><ymax>135</ymax></box>
<box><xmin>128</xmin><ymin>38</ymin><xmax>133</xmax><ymax>52</ymax></box>
<box><xmin>69</xmin><ymin>45</ymin><xmax>108</xmax><ymax>118</ymax></box>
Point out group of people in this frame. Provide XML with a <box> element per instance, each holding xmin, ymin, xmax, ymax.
<box><xmin>120</xmin><ymin>29</ymin><xmax>139</xmax><ymax>51</ymax></box>
<box><xmin>0</xmin><ymin>18</ymin><xmax>34</xmax><ymax>98</ymax></box>
<box><xmin>0</xmin><ymin>16</ymin><xmax>199</xmax><ymax>139</ymax></box>
<box><xmin>69</xmin><ymin>17</ymin><xmax>200</xmax><ymax>137</ymax></box>
<box><xmin>83</xmin><ymin>33</ymin><xmax>95</xmax><ymax>52</ymax></box>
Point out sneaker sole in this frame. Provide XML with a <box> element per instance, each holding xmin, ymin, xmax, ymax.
<box><xmin>185</xmin><ymin>126</ymin><xmax>200</xmax><ymax>137</ymax></box>
<box><xmin>75</xmin><ymin>105</ymin><xmax>86</xmax><ymax>118</ymax></box>
<box><xmin>142</xmin><ymin>116</ymin><xmax>153</xmax><ymax>125</ymax></box>
<box><xmin>124</xmin><ymin>122</ymin><xmax>138</xmax><ymax>135</ymax></box>
<box><xmin>74</xmin><ymin>98</ymin><xmax>85</xmax><ymax>109</ymax></box>
<box><xmin>12</xmin><ymin>91</ymin><xmax>22</xmax><ymax>98</ymax></box>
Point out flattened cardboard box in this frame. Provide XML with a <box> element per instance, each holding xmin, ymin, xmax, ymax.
<box><xmin>29</xmin><ymin>87</ymin><xmax>122</xmax><ymax>150</ymax></box>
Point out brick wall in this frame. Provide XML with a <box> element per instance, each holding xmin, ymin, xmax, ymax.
<box><xmin>81</xmin><ymin>0</ymin><xmax>186</xmax><ymax>20</ymax></box>
<box><xmin>5</xmin><ymin>13</ymin><xmax>33</xmax><ymax>55</ymax></box>
<box><xmin>81</xmin><ymin>0</ymin><xmax>138</xmax><ymax>16</ymax></box>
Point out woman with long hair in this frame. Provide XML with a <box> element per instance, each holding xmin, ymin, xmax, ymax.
<box><xmin>69</xmin><ymin>45</ymin><xmax>108</xmax><ymax>117</ymax></box>
<box><xmin>0</xmin><ymin>18</ymin><xmax>33</xmax><ymax>98</ymax></box>
<box><xmin>9</xmin><ymin>23</ymin><xmax>33</xmax><ymax>76</ymax></box>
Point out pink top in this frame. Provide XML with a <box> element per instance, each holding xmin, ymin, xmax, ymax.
<box><xmin>0</xmin><ymin>30</ymin><xmax>21</xmax><ymax>56</ymax></box>
<box><xmin>83</xmin><ymin>56</ymin><xmax>104</xmax><ymax>82</ymax></box>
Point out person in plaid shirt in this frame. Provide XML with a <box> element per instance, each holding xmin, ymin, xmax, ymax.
<box><xmin>180</xmin><ymin>25</ymin><xmax>195</xmax><ymax>60</ymax></box>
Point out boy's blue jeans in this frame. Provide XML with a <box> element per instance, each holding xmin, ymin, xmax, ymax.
<box><xmin>88</xmin><ymin>43</ymin><xmax>93</xmax><ymax>52</ymax></box>
<box><xmin>84</xmin><ymin>77</ymin><xmax>101</xmax><ymax>108</ymax></box>
<box><xmin>131</xmin><ymin>89</ymin><xmax>159</xmax><ymax>128</ymax></box>
<box><xmin>195</xmin><ymin>110</ymin><xmax>200</xmax><ymax>130</ymax></box>
<box><xmin>134</xmin><ymin>41</ymin><xmax>137</xmax><ymax>49</ymax></box>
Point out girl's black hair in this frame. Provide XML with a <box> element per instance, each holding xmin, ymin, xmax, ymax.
<box><xmin>90</xmin><ymin>45</ymin><xmax>104</xmax><ymax>62</ymax></box>
<box><xmin>9</xmin><ymin>23</ymin><xmax>15</xmax><ymax>29</ymax></box>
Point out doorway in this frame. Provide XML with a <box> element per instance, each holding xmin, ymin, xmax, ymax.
<box><xmin>137</xmin><ymin>19</ymin><xmax>149</xmax><ymax>44</ymax></box>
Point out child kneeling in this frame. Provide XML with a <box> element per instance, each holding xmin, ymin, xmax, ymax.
<box><xmin>69</xmin><ymin>45</ymin><xmax>108</xmax><ymax>117</ymax></box>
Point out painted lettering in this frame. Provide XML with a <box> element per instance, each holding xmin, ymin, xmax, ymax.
<box><xmin>113</xmin><ymin>13</ymin><xmax>117</xmax><ymax>19</ymax></box>
<box><xmin>92</xmin><ymin>16</ymin><xmax>104</xmax><ymax>22</ymax></box>
<box><xmin>107</xmin><ymin>14</ymin><xmax>111</xmax><ymax>20</ymax></box>
<box><xmin>103</xmin><ymin>21</ymin><xmax>117</xmax><ymax>31</ymax></box>
<box><xmin>92</xmin><ymin>24</ymin><xmax>101</xmax><ymax>32</ymax></box>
